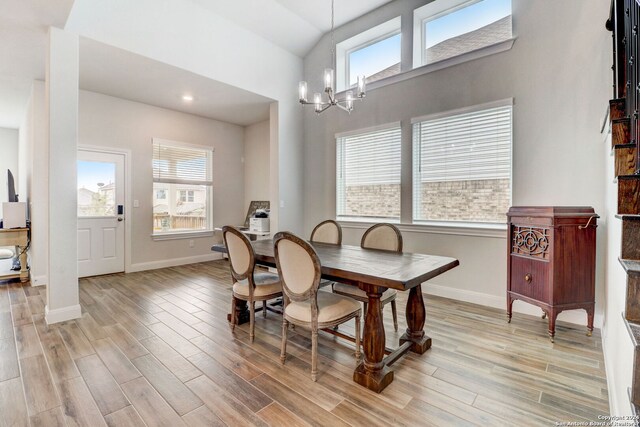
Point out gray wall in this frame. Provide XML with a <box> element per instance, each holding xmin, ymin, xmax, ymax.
<box><xmin>244</xmin><ymin>120</ymin><xmax>271</xmax><ymax>213</ymax></box>
<box><xmin>303</xmin><ymin>0</ymin><xmax>610</xmax><ymax>324</ymax></box>
<box><xmin>78</xmin><ymin>90</ymin><xmax>246</xmax><ymax>269</ymax></box>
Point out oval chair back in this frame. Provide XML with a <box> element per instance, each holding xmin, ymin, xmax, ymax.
<box><xmin>361</xmin><ymin>223</ymin><xmax>403</xmax><ymax>252</ymax></box>
<box><xmin>222</xmin><ymin>226</ymin><xmax>255</xmax><ymax>283</ymax></box>
<box><xmin>274</xmin><ymin>232</ymin><xmax>322</xmax><ymax>307</ymax></box>
<box><xmin>310</xmin><ymin>219</ymin><xmax>342</xmax><ymax>245</ymax></box>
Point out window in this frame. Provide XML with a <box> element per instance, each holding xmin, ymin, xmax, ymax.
<box><xmin>77</xmin><ymin>161</ymin><xmax>116</xmax><ymax>217</ymax></box>
<box><xmin>178</xmin><ymin>190</ymin><xmax>195</xmax><ymax>202</ymax></box>
<box><xmin>413</xmin><ymin>0</ymin><xmax>512</xmax><ymax>67</ymax></box>
<box><xmin>336</xmin><ymin>17</ymin><xmax>401</xmax><ymax>92</ymax></box>
<box><xmin>152</xmin><ymin>139</ymin><xmax>213</xmax><ymax>235</ymax></box>
<box><xmin>412</xmin><ymin>100</ymin><xmax>512</xmax><ymax>224</ymax></box>
<box><xmin>336</xmin><ymin>124</ymin><xmax>401</xmax><ymax>221</ymax></box>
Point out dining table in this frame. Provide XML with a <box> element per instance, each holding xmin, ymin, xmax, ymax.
<box><xmin>214</xmin><ymin>239</ymin><xmax>459</xmax><ymax>392</ymax></box>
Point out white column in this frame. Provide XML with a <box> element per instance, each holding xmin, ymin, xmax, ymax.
<box><xmin>45</xmin><ymin>27</ymin><xmax>80</xmax><ymax>324</ymax></box>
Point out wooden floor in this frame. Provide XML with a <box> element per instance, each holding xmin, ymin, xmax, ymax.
<box><xmin>0</xmin><ymin>260</ymin><xmax>609</xmax><ymax>426</ymax></box>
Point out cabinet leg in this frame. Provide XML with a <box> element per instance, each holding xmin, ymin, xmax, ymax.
<box><xmin>586</xmin><ymin>306</ymin><xmax>595</xmax><ymax>337</ymax></box>
<box><xmin>548</xmin><ymin>310</ymin><xmax>557</xmax><ymax>343</ymax></box>
<box><xmin>507</xmin><ymin>295</ymin><xmax>514</xmax><ymax>323</ymax></box>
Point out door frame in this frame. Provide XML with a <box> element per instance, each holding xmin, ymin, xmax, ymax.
<box><xmin>78</xmin><ymin>145</ymin><xmax>132</xmax><ymax>273</ymax></box>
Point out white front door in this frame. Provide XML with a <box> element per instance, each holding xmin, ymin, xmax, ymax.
<box><xmin>77</xmin><ymin>150</ymin><xmax>125</xmax><ymax>277</ymax></box>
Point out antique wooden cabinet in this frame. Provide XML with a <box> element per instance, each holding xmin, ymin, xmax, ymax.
<box><xmin>506</xmin><ymin>206</ymin><xmax>598</xmax><ymax>342</ymax></box>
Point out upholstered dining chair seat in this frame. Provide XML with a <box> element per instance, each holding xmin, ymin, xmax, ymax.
<box><xmin>233</xmin><ymin>272</ymin><xmax>281</xmax><ymax>297</ymax></box>
<box><xmin>332</xmin><ymin>282</ymin><xmax>397</xmax><ymax>301</ymax></box>
<box><xmin>285</xmin><ymin>292</ymin><xmax>361</xmax><ymax>324</ymax></box>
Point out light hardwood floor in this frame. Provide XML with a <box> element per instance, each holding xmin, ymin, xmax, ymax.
<box><xmin>0</xmin><ymin>260</ymin><xmax>609</xmax><ymax>426</ymax></box>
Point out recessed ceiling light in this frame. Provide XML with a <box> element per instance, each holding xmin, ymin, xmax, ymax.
<box><xmin>182</xmin><ymin>95</ymin><xmax>194</xmax><ymax>102</ymax></box>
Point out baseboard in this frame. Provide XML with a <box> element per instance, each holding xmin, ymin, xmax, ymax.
<box><xmin>600</xmin><ymin>325</ymin><xmax>618</xmax><ymax>416</ymax></box>
<box><xmin>30</xmin><ymin>275</ymin><xmax>47</xmax><ymax>287</ymax></box>
<box><xmin>128</xmin><ymin>253</ymin><xmax>223</xmax><ymax>273</ymax></box>
<box><xmin>44</xmin><ymin>304</ymin><xmax>81</xmax><ymax>324</ymax></box>
<box><xmin>423</xmin><ymin>282</ymin><xmax>604</xmax><ymax>328</ymax></box>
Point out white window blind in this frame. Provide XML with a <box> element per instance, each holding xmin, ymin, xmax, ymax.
<box><xmin>336</xmin><ymin>125</ymin><xmax>401</xmax><ymax>220</ymax></box>
<box><xmin>152</xmin><ymin>140</ymin><xmax>213</xmax><ymax>186</ymax></box>
<box><xmin>152</xmin><ymin>139</ymin><xmax>213</xmax><ymax>235</ymax></box>
<box><xmin>412</xmin><ymin>103</ymin><xmax>512</xmax><ymax>223</ymax></box>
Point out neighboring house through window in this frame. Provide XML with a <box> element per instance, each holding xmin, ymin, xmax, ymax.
<box><xmin>413</xmin><ymin>0</ymin><xmax>512</xmax><ymax>67</ymax></box>
<box><xmin>412</xmin><ymin>100</ymin><xmax>512</xmax><ymax>224</ymax></box>
<box><xmin>336</xmin><ymin>124</ymin><xmax>402</xmax><ymax>221</ymax></box>
<box><xmin>336</xmin><ymin>17</ymin><xmax>402</xmax><ymax>92</ymax></box>
<box><xmin>152</xmin><ymin>138</ymin><xmax>213</xmax><ymax>235</ymax></box>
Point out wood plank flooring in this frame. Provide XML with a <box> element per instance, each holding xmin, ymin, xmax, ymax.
<box><xmin>0</xmin><ymin>260</ymin><xmax>609</xmax><ymax>426</ymax></box>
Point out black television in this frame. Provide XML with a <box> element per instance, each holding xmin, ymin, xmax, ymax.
<box><xmin>7</xmin><ymin>169</ymin><xmax>17</xmax><ymax>203</ymax></box>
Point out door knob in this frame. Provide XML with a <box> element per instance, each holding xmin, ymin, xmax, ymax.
<box><xmin>117</xmin><ymin>217</ymin><xmax>124</xmax><ymax>222</ymax></box>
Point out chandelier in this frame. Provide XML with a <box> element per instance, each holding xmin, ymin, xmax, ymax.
<box><xmin>298</xmin><ymin>0</ymin><xmax>366</xmax><ymax>114</ymax></box>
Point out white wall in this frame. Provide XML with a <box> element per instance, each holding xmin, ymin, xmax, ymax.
<box><xmin>602</xmin><ymin>126</ymin><xmax>635</xmax><ymax>415</ymax></box>
<box><xmin>65</xmin><ymin>0</ymin><xmax>304</xmax><ymax>234</ymax></box>
<box><xmin>78</xmin><ymin>90</ymin><xmax>246</xmax><ymax>269</ymax></box>
<box><xmin>303</xmin><ymin>0</ymin><xmax>610</xmax><ymax>325</ymax></box>
<box><xmin>20</xmin><ymin>81</ymin><xmax>48</xmax><ymax>286</ymax></box>
<box><xmin>244</xmin><ymin>120</ymin><xmax>270</xmax><ymax>212</ymax></box>
<box><xmin>0</xmin><ymin>127</ymin><xmax>19</xmax><ymax>218</ymax></box>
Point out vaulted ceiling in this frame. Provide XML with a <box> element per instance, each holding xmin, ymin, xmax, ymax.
<box><xmin>0</xmin><ymin>0</ymin><xmax>393</xmax><ymax>128</ymax></box>
<box><xmin>189</xmin><ymin>0</ymin><xmax>394</xmax><ymax>57</ymax></box>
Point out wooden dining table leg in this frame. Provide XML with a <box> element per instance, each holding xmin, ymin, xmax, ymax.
<box><xmin>353</xmin><ymin>284</ymin><xmax>394</xmax><ymax>393</ymax></box>
<box><xmin>400</xmin><ymin>284</ymin><xmax>432</xmax><ymax>354</ymax></box>
<box><xmin>226</xmin><ymin>298</ymin><xmax>250</xmax><ymax>325</ymax></box>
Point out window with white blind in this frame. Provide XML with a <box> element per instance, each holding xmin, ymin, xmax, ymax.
<box><xmin>336</xmin><ymin>124</ymin><xmax>402</xmax><ymax>221</ymax></box>
<box><xmin>152</xmin><ymin>138</ymin><xmax>213</xmax><ymax>235</ymax></box>
<box><xmin>412</xmin><ymin>101</ymin><xmax>512</xmax><ymax>223</ymax></box>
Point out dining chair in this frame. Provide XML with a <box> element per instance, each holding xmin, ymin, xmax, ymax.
<box><xmin>222</xmin><ymin>226</ymin><xmax>282</xmax><ymax>342</ymax></box>
<box><xmin>310</xmin><ymin>219</ymin><xmax>342</xmax><ymax>289</ymax></box>
<box><xmin>274</xmin><ymin>231</ymin><xmax>361</xmax><ymax>381</ymax></box>
<box><xmin>309</xmin><ymin>219</ymin><xmax>342</xmax><ymax>245</ymax></box>
<box><xmin>332</xmin><ymin>223</ymin><xmax>402</xmax><ymax>331</ymax></box>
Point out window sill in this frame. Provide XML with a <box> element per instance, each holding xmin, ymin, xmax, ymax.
<box><xmin>151</xmin><ymin>230</ymin><xmax>214</xmax><ymax>241</ymax></box>
<box><xmin>338</xmin><ymin>219</ymin><xmax>507</xmax><ymax>238</ymax></box>
<box><xmin>337</xmin><ymin>38</ymin><xmax>516</xmax><ymax>97</ymax></box>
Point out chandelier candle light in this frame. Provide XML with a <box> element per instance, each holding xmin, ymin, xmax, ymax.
<box><xmin>298</xmin><ymin>0</ymin><xmax>366</xmax><ymax>114</ymax></box>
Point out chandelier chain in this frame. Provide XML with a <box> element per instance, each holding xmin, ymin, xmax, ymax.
<box><xmin>330</xmin><ymin>0</ymin><xmax>335</xmax><ymax>66</ymax></box>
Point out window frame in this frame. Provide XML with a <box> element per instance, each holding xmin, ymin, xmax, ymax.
<box><xmin>335</xmin><ymin>122</ymin><xmax>402</xmax><ymax>223</ymax></box>
<box><xmin>413</xmin><ymin>0</ymin><xmax>513</xmax><ymax>68</ymax></box>
<box><xmin>151</xmin><ymin>138</ymin><xmax>214</xmax><ymax>240</ymax></box>
<box><xmin>336</xmin><ymin>16</ymin><xmax>402</xmax><ymax>92</ymax></box>
<box><xmin>411</xmin><ymin>98</ymin><xmax>514</xmax><ymax>227</ymax></box>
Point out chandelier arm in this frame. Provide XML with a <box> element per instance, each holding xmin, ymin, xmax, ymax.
<box><xmin>326</xmin><ymin>88</ymin><xmax>336</xmax><ymax>103</ymax></box>
<box><xmin>335</xmin><ymin>95</ymin><xmax>363</xmax><ymax>103</ymax></box>
<box><xmin>300</xmin><ymin>100</ymin><xmax>331</xmax><ymax>107</ymax></box>
<box><xmin>316</xmin><ymin>103</ymin><xmax>333</xmax><ymax>114</ymax></box>
<box><xmin>334</xmin><ymin>103</ymin><xmax>352</xmax><ymax>113</ymax></box>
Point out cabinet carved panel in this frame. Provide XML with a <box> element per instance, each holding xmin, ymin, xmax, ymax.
<box><xmin>511</xmin><ymin>226</ymin><xmax>550</xmax><ymax>260</ymax></box>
